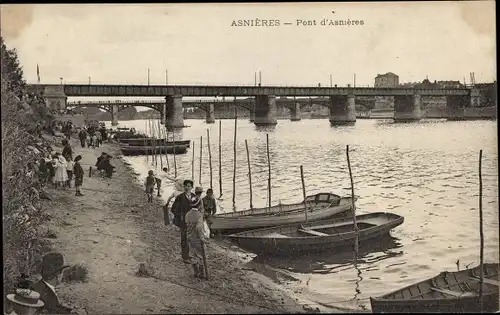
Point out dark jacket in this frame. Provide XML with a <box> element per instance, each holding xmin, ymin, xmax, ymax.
<box><xmin>32</xmin><ymin>280</ymin><xmax>72</xmax><ymax>314</ymax></box>
<box><xmin>95</xmin><ymin>156</ymin><xmax>105</xmax><ymax>169</ymax></box>
<box><xmin>62</xmin><ymin>145</ymin><xmax>72</xmax><ymax>161</ymax></box>
<box><xmin>101</xmin><ymin>159</ymin><xmax>115</xmax><ymax>177</ymax></box>
<box><xmin>73</xmin><ymin>161</ymin><xmax>84</xmax><ymax>179</ymax></box>
<box><xmin>171</xmin><ymin>192</ymin><xmax>196</xmax><ymax>228</ymax></box>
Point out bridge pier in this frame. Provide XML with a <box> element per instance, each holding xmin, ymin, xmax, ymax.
<box><xmin>290</xmin><ymin>103</ymin><xmax>301</xmax><ymax>121</ymax></box>
<box><xmin>446</xmin><ymin>95</ymin><xmax>470</xmax><ymax>120</ymax></box>
<box><xmin>394</xmin><ymin>95</ymin><xmax>422</xmax><ymax>122</ymax></box>
<box><xmin>111</xmin><ymin>105</ymin><xmax>119</xmax><ymax>126</ymax></box>
<box><xmin>249</xmin><ymin>109</ymin><xmax>255</xmax><ymax>122</ymax></box>
<box><xmin>206</xmin><ymin>103</ymin><xmax>215</xmax><ymax>124</ymax></box>
<box><xmin>165</xmin><ymin>95</ymin><xmax>184</xmax><ymax>129</ymax></box>
<box><xmin>329</xmin><ymin>95</ymin><xmax>356</xmax><ymax>125</ymax></box>
<box><xmin>254</xmin><ymin>95</ymin><xmax>277</xmax><ymax>126</ymax></box>
<box><xmin>160</xmin><ymin>102</ymin><xmax>166</xmax><ymax>124</ymax></box>
<box><xmin>44</xmin><ymin>85</ymin><xmax>68</xmax><ymax>111</ymax></box>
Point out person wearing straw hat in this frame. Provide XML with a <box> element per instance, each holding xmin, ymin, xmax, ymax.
<box><xmin>31</xmin><ymin>252</ymin><xmax>72</xmax><ymax>314</ymax></box>
<box><xmin>185</xmin><ymin>195</ymin><xmax>209</xmax><ymax>279</ymax></box>
<box><xmin>6</xmin><ymin>289</ymin><xmax>44</xmax><ymax>315</ymax></box>
<box><xmin>162</xmin><ymin>174</ymin><xmax>187</xmax><ymax>226</ymax></box>
<box><xmin>194</xmin><ymin>186</ymin><xmax>205</xmax><ymax>215</ymax></box>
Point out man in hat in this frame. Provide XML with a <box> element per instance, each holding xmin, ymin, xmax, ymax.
<box><xmin>31</xmin><ymin>252</ymin><xmax>72</xmax><ymax>314</ymax></box>
<box><xmin>194</xmin><ymin>186</ymin><xmax>205</xmax><ymax>216</ymax></box>
<box><xmin>171</xmin><ymin>179</ymin><xmax>196</xmax><ymax>263</ymax></box>
<box><xmin>163</xmin><ymin>177</ymin><xmax>184</xmax><ymax>226</ymax></box>
<box><xmin>6</xmin><ymin>289</ymin><xmax>44</xmax><ymax>315</ymax></box>
<box><xmin>202</xmin><ymin>188</ymin><xmax>217</xmax><ymax>217</ymax></box>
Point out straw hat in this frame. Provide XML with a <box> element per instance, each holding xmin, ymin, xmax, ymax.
<box><xmin>195</xmin><ymin>186</ymin><xmax>203</xmax><ymax>194</ymax></box>
<box><xmin>7</xmin><ymin>289</ymin><xmax>44</xmax><ymax>308</ymax></box>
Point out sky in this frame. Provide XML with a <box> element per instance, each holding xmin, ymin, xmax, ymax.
<box><xmin>0</xmin><ymin>2</ymin><xmax>496</xmax><ymax>103</ymax></box>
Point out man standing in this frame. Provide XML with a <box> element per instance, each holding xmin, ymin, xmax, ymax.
<box><xmin>202</xmin><ymin>188</ymin><xmax>217</xmax><ymax>216</ymax></box>
<box><xmin>171</xmin><ymin>179</ymin><xmax>196</xmax><ymax>263</ymax></box>
<box><xmin>78</xmin><ymin>128</ymin><xmax>87</xmax><ymax>148</ymax></box>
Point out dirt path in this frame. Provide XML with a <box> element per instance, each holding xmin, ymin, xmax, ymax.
<box><xmin>39</xmin><ymin>140</ymin><xmax>304</xmax><ymax>314</ymax></box>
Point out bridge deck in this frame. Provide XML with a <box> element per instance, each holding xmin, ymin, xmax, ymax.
<box><xmin>27</xmin><ymin>84</ymin><xmax>471</xmax><ymax>97</ymax></box>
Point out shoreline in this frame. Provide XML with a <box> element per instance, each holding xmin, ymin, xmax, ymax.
<box><xmin>39</xmin><ymin>139</ymin><xmax>310</xmax><ymax>314</ymax></box>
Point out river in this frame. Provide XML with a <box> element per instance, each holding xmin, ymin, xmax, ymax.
<box><xmin>106</xmin><ymin>118</ymin><xmax>498</xmax><ymax>311</ymax></box>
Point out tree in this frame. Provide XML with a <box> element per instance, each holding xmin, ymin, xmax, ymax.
<box><xmin>0</xmin><ymin>36</ymin><xmax>26</xmax><ymax>98</ymax></box>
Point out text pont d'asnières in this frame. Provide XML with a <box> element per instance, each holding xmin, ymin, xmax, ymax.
<box><xmin>231</xmin><ymin>18</ymin><xmax>365</xmax><ymax>27</ymax></box>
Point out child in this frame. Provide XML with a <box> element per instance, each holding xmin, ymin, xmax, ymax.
<box><xmin>73</xmin><ymin>155</ymin><xmax>84</xmax><ymax>196</ymax></box>
<box><xmin>92</xmin><ymin>133</ymin><xmax>99</xmax><ymax>148</ymax></box>
<box><xmin>66</xmin><ymin>158</ymin><xmax>74</xmax><ymax>188</ymax></box>
<box><xmin>145</xmin><ymin>170</ymin><xmax>155</xmax><ymax>203</ymax></box>
<box><xmin>185</xmin><ymin>196</ymin><xmax>209</xmax><ymax>279</ymax></box>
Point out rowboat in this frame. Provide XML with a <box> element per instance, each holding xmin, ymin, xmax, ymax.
<box><xmin>118</xmin><ymin>138</ymin><xmax>191</xmax><ymax>147</ymax></box>
<box><xmin>370</xmin><ymin>263</ymin><xmax>499</xmax><ymax>313</ymax></box>
<box><xmin>227</xmin><ymin>212</ymin><xmax>404</xmax><ymax>255</ymax></box>
<box><xmin>208</xmin><ymin>193</ymin><xmax>355</xmax><ymax>234</ymax></box>
<box><xmin>120</xmin><ymin>144</ymin><xmax>188</xmax><ymax>156</ymax></box>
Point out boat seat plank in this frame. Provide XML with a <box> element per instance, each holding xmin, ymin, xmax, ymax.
<box><xmin>430</xmin><ymin>287</ymin><xmax>476</xmax><ymax>298</ymax></box>
<box><xmin>469</xmin><ymin>276</ymin><xmax>500</xmax><ymax>287</ymax></box>
<box><xmin>298</xmin><ymin>229</ymin><xmax>329</xmax><ymax>236</ymax></box>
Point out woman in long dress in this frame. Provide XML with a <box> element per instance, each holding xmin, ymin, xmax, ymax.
<box><xmin>53</xmin><ymin>155</ymin><xmax>68</xmax><ymax>189</ymax></box>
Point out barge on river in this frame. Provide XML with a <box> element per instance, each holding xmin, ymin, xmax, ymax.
<box><xmin>370</xmin><ymin>263</ymin><xmax>499</xmax><ymax>313</ymax></box>
<box><xmin>120</xmin><ymin>144</ymin><xmax>188</xmax><ymax>156</ymax></box>
<box><xmin>227</xmin><ymin>212</ymin><xmax>404</xmax><ymax>255</ymax></box>
<box><xmin>118</xmin><ymin>138</ymin><xmax>191</xmax><ymax>148</ymax></box>
<box><xmin>208</xmin><ymin>193</ymin><xmax>355</xmax><ymax>234</ymax></box>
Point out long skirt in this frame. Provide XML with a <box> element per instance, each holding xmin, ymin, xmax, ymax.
<box><xmin>187</xmin><ymin>236</ymin><xmax>206</xmax><ymax>265</ymax></box>
<box><xmin>54</xmin><ymin>166</ymin><xmax>68</xmax><ymax>183</ymax></box>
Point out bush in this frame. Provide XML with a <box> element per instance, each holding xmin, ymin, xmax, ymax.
<box><xmin>1</xmin><ymin>36</ymin><xmax>53</xmax><ymax>292</ymax></box>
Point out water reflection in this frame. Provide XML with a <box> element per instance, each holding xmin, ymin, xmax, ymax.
<box><xmin>254</xmin><ymin>125</ymin><xmax>277</xmax><ymax>133</ymax></box>
<box><xmin>252</xmin><ymin>235</ymin><xmax>403</xmax><ymax>274</ymax></box>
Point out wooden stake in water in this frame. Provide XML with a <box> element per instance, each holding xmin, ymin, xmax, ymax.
<box><xmin>232</xmin><ymin>108</ymin><xmax>237</xmax><ymax>207</ymax></box>
<box><xmin>207</xmin><ymin>129</ymin><xmax>213</xmax><ymax>189</ymax></box>
<box><xmin>266</xmin><ymin>133</ymin><xmax>271</xmax><ymax>212</ymax></box>
<box><xmin>157</xmin><ymin>120</ymin><xmax>163</xmax><ymax>169</ymax></box>
<box><xmin>144</xmin><ymin>120</ymin><xmax>149</xmax><ymax>161</ymax></box>
<box><xmin>218</xmin><ymin>120</ymin><xmax>223</xmax><ymax>198</ymax></box>
<box><xmin>300</xmin><ymin>165</ymin><xmax>308</xmax><ymax>223</ymax></box>
<box><xmin>478</xmin><ymin>149</ymin><xmax>484</xmax><ymax>312</ymax></box>
<box><xmin>346</xmin><ymin>145</ymin><xmax>359</xmax><ymax>257</ymax></box>
<box><xmin>152</xmin><ymin>120</ymin><xmax>158</xmax><ymax>168</ymax></box>
<box><xmin>172</xmin><ymin>131</ymin><xmax>177</xmax><ymax>178</ymax></box>
<box><xmin>199</xmin><ymin>136</ymin><xmax>203</xmax><ymax>185</ymax></box>
<box><xmin>191</xmin><ymin>140</ymin><xmax>195</xmax><ymax>181</ymax></box>
<box><xmin>163</xmin><ymin>126</ymin><xmax>170</xmax><ymax>171</ymax></box>
<box><xmin>245</xmin><ymin>139</ymin><xmax>253</xmax><ymax>209</ymax></box>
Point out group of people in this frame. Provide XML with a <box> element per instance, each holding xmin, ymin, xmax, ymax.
<box><xmin>163</xmin><ymin>178</ymin><xmax>218</xmax><ymax>279</ymax></box>
<box><xmin>37</xmin><ymin>139</ymin><xmax>85</xmax><ymax>196</ymax></box>
<box><xmin>95</xmin><ymin>152</ymin><xmax>116</xmax><ymax>179</ymax></box>
<box><xmin>77</xmin><ymin>124</ymin><xmax>108</xmax><ymax>149</ymax></box>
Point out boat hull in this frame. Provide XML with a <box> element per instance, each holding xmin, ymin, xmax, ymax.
<box><xmin>118</xmin><ymin>138</ymin><xmax>191</xmax><ymax>147</ymax></box>
<box><xmin>370</xmin><ymin>263</ymin><xmax>499</xmax><ymax>313</ymax></box>
<box><xmin>227</xmin><ymin>212</ymin><xmax>404</xmax><ymax>255</ymax></box>
<box><xmin>120</xmin><ymin>144</ymin><xmax>188</xmax><ymax>156</ymax></box>
<box><xmin>208</xmin><ymin>193</ymin><xmax>354</xmax><ymax>233</ymax></box>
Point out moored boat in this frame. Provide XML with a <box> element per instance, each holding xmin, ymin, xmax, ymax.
<box><xmin>370</xmin><ymin>263</ymin><xmax>499</xmax><ymax>313</ymax></box>
<box><xmin>208</xmin><ymin>193</ymin><xmax>355</xmax><ymax>234</ymax></box>
<box><xmin>120</xmin><ymin>144</ymin><xmax>188</xmax><ymax>156</ymax></box>
<box><xmin>227</xmin><ymin>212</ymin><xmax>404</xmax><ymax>255</ymax></box>
<box><xmin>118</xmin><ymin>138</ymin><xmax>191</xmax><ymax>147</ymax></box>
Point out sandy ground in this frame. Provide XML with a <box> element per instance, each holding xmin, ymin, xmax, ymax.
<box><xmin>38</xmin><ymin>139</ymin><xmax>307</xmax><ymax>314</ymax></box>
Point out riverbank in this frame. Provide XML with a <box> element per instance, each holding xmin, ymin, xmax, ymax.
<box><xmin>37</xmin><ymin>139</ymin><xmax>309</xmax><ymax>314</ymax></box>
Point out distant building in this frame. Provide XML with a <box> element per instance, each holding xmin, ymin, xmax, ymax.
<box><xmin>436</xmin><ymin>80</ymin><xmax>463</xmax><ymax>88</ymax></box>
<box><xmin>374</xmin><ymin>72</ymin><xmax>399</xmax><ymax>87</ymax></box>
